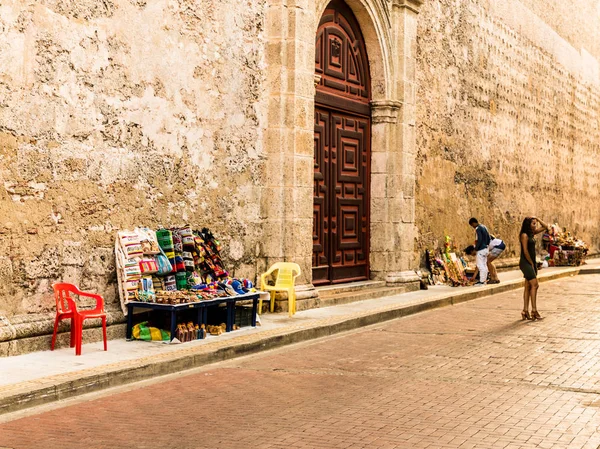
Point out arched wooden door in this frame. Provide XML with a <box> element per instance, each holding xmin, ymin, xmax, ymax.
<box><xmin>313</xmin><ymin>0</ymin><xmax>371</xmax><ymax>285</ymax></box>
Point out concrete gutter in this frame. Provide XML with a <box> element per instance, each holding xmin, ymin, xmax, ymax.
<box><xmin>1</xmin><ymin>263</ymin><xmax>598</xmax><ymax>416</ymax></box>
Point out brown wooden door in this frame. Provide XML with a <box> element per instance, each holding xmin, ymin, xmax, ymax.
<box><xmin>313</xmin><ymin>0</ymin><xmax>371</xmax><ymax>285</ymax></box>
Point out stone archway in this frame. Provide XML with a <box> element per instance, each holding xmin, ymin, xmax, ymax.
<box><xmin>261</xmin><ymin>0</ymin><xmax>425</xmax><ymax>310</ymax></box>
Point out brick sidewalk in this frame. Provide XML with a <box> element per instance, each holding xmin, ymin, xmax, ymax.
<box><xmin>0</xmin><ymin>261</ymin><xmax>599</xmax><ymax>418</ymax></box>
<box><xmin>2</xmin><ymin>274</ymin><xmax>600</xmax><ymax>448</ymax></box>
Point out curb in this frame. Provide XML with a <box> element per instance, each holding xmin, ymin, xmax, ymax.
<box><xmin>0</xmin><ymin>264</ymin><xmax>595</xmax><ymax>416</ymax></box>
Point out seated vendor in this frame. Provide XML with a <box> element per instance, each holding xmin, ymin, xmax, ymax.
<box><xmin>464</xmin><ymin>245</ymin><xmax>481</xmax><ymax>285</ymax></box>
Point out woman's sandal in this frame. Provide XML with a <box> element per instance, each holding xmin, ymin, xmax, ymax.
<box><xmin>531</xmin><ymin>310</ymin><xmax>543</xmax><ymax>320</ymax></box>
<box><xmin>521</xmin><ymin>310</ymin><xmax>531</xmax><ymax>320</ymax></box>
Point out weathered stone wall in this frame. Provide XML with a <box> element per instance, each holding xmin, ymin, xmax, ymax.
<box><xmin>0</xmin><ymin>0</ymin><xmax>268</xmax><ymax>319</ymax></box>
<box><xmin>5</xmin><ymin>0</ymin><xmax>598</xmax><ymax>351</ymax></box>
<box><xmin>415</xmin><ymin>0</ymin><xmax>600</xmax><ymax>258</ymax></box>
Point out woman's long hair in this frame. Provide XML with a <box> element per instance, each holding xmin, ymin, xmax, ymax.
<box><xmin>520</xmin><ymin>217</ymin><xmax>534</xmax><ymax>238</ymax></box>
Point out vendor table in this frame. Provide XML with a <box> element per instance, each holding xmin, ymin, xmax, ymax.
<box><xmin>126</xmin><ymin>292</ymin><xmax>260</xmax><ymax>341</ymax></box>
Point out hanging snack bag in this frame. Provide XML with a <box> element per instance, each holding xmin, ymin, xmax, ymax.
<box><xmin>139</xmin><ymin>258</ymin><xmax>159</xmax><ymax>275</ymax></box>
<box><xmin>175</xmin><ymin>271</ymin><xmax>187</xmax><ymax>290</ymax></box>
<box><xmin>137</xmin><ymin>227</ymin><xmax>161</xmax><ymax>255</ymax></box>
<box><xmin>119</xmin><ymin>231</ymin><xmax>144</xmax><ymax>259</ymax></box>
<box><xmin>171</xmin><ymin>228</ymin><xmax>186</xmax><ymax>272</ymax></box>
<box><xmin>123</xmin><ymin>258</ymin><xmax>141</xmax><ymax>300</ymax></box>
<box><xmin>124</xmin><ymin>259</ymin><xmax>141</xmax><ymax>278</ymax></box>
<box><xmin>179</xmin><ymin>226</ymin><xmax>195</xmax><ymax>250</ymax></box>
<box><xmin>164</xmin><ymin>275</ymin><xmax>177</xmax><ymax>291</ymax></box>
<box><xmin>156</xmin><ymin>228</ymin><xmax>176</xmax><ymax>268</ymax></box>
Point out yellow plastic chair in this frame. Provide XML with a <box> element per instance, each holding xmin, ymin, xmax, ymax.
<box><xmin>259</xmin><ymin>262</ymin><xmax>302</xmax><ymax>317</ymax></box>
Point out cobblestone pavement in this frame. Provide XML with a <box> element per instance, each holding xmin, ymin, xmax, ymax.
<box><xmin>2</xmin><ymin>275</ymin><xmax>600</xmax><ymax>449</ymax></box>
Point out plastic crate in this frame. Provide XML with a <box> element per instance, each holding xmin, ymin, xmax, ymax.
<box><xmin>235</xmin><ymin>305</ymin><xmax>255</xmax><ymax>327</ymax></box>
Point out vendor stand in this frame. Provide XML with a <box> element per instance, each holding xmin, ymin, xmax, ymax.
<box><xmin>425</xmin><ymin>235</ymin><xmax>470</xmax><ymax>287</ymax></box>
<box><xmin>543</xmin><ymin>224</ymin><xmax>588</xmax><ymax>267</ymax></box>
<box><xmin>115</xmin><ymin>226</ymin><xmax>262</xmax><ymax>342</ymax></box>
<box><xmin>125</xmin><ymin>292</ymin><xmax>259</xmax><ymax>340</ymax></box>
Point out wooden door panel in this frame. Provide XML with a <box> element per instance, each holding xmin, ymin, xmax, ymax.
<box><xmin>313</xmin><ymin>0</ymin><xmax>370</xmax><ymax>285</ymax></box>
<box><xmin>330</xmin><ymin>111</ymin><xmax>369</xmax><ymax>283</ymax></box>
<box><xmin>313</xmin><ymin>108</ymin><xmax>331</xmax><ymax>284</ymax></box>
<box><xmin>315</xmin><ymin>1</ymin><xmax>370</xmax><ymax>105</ymax></box>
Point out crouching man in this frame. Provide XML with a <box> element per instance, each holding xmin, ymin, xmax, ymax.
<box><xmin>486</xmin><ymin>236</ymin><xmax>506</xmax><ymax>284</ymax></box>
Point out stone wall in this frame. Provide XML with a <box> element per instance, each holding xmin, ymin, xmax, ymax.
<box><xmin>3</xmin><ymin>0</ymin><xmax>598</xmax><ymax>351</ymax></box>
<box><xmin>415</xmin><ymin>0</ymin><xmax>600</xmax><ymax>259</ymax></box>
<box><xmin>0</xmin><ymin>0</ymin><xmax>268</xmax><ymax>321</ymax></box>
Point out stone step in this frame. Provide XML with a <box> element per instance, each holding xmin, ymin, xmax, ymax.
<box><xmin>316</xmin><ymin>280</ymin><xmax>386</xmax><ymax>296</ymax></box>
<box><xmin>318</xmin><ymin>285</ymin><xmax>412</xmax><ymax>308</ymax></box>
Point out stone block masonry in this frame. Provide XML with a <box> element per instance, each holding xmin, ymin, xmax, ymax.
<box><xmin>1</xmin><ymin>0</ymin><xmax>599</xmax><ymax>350</ymax></box>
<box><xmin>415</xmin><ymin>0</ymin><xmax>600</xmax><ymax>257</ymax></box>
<box><xmin>0</xmin><ymin>1</ymin><xmax>269</xmax><ymax>323</ymax></box>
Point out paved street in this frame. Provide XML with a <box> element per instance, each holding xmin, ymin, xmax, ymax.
<box><xmin>2</xmin><ymin>274</ymin><xmax>600</xmax><ymax>449</ymax></box>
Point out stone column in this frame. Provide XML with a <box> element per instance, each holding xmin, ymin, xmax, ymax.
<box><xmin>384</xmin><ymin>0</ymin><xmax>423</xmax><ymax>288</ymax></box>
<box><xmin>369</xmin><ymin>100</ymin><xmax>401</xmax><ymax>281</ymax></box>
<box><xmin>261</xmin><ymin>0</ymin><xmax>319</xmax><ymax>310</ymax></box>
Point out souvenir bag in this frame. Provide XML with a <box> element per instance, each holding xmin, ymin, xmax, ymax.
<box><xmin>132</xmin><ymin>321</ymin><xmax>170</xmax><ymax>341</ymax></box>
<box><xmin>164</xmin><ymin>275</ymin><xmax>177</xmax><ymax>291</ymax></box>
<box><xmin>170</xmin><ymin>228</ymin><xmax>186</xmax><ymax>272</ymax></box>
<box><xmin>119</xmin><ymin>231</ymin><xmax>144</xmax><ymax>259</ymax></box>
<box><xmin>179</xmin><ymin>226</ymin><xmax>195</xmax><ymax>251</ymax></box>
<box><xmin>193</xmin><ymin>235</ymin><xmax>206</xmax><ymax>270</ymax></box>
<box><xmin>187</xmin><ymin>271</ymin><xmax>204</xmax><ymax>289</ymax></box>
<box><xmin>139</xmin><ymin>258</ymin><xmax>159</xmax><ymax>275</ymax></box>
<box><xmin>182</xmin><ymin>251</ymin><xmax>195</xmax><ymax>271</ymax></box>
<box><xmin>200</xmin><ymin>228</ymin><xmax>229</xmax><ymax>278</ymax></box>
<box><xmin>137</xmin><ymin>227</ymin><xmax>161</xmax><ymax>255</ymax></box>
<box><xmin>156</xmin><ymin>228</ymin><xmax>176</xmax><ymax>268</ymax></box>
<box><xmin>187</xmin><ymin>322</ymin><xmax>198</xmax><ymax>340</ymax></box>
<box><xmin>193</xmin><ymin>233</ymin><xmax>214</xmax><ymax>278</ymax></box>
<box><xmin>155</xmin><ymin>245</ymin><xmax>174</xmax><ymax>275</ymax></box>
<box><xmin>175</xmin><ymin>272</ymin><xmax>187</xmax><ymax>290</ymax></box>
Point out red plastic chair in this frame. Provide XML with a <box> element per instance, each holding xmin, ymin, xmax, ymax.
<box><xmin>51</xmin><ymin>283</ymin><xmax>108</xmax><ymax>356</ymax></box>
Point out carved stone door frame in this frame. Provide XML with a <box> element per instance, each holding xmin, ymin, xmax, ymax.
<box><xmin>261</xmin><ymin>0</ymin><xmax>425</xmax><ymax>308</ymax></box>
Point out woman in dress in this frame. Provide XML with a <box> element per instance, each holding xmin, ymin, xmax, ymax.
<box><xmin>519</xmin><ymin>216</ymin><xmax>549</xmax><ymax>320</ymax></box>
